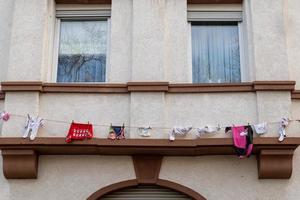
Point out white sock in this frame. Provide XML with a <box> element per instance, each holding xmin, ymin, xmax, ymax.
<box><xmin>29</xmin><ymin>117</ymin><xmax>43</xmax><ymax>141</ymax></box>
<box><xmin>22</xmin><ymin>115</ymin><xmax>32</xmax><ymax>139</ymax></box>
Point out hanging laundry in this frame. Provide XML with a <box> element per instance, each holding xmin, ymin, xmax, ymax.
<box><xmin>231</xmin><ymin>125</ymin><xmax>253</xmax><ymax>159</ymax></box>
<box><xmin>225</xmin><ymin>127</ymin><xmax>232</xmax><ymax>134</ymax></box>
<box><xmin>169</xmin><ymin>126</ymin><xmax>192</xmax><ymax>141</ymax></box>
<box><xmin>23</xmin><ymin>114</ymin><xmax>44</xmax><ymax>141</ymax></box>
<box><xmin>196</xmin><ymin>125</ymin><xmax>221</xmax><ymax>137</ymax></box>
<box><xmin>108</xmin><ymin>124</ymin><xmax>126</xmax><ymax>140</ymax></box>
<box><xmin>278</xmin><ymin>117</ymin><xmax>289</xmax><ymax>142</ymax></box>
<box><xmin>0</xmin><ymin>111</ymin><xmax>10</xmax><ymax>122</ymax></box>
<box><xmin>66</xmin><ymin>121</ymin><xmax>93</xmax><ymax>143</ymax></box>
<box><xmin>138</xmin><ymin>127</ymin><xmax>151</xmax><ymax>137</ymax></box>
<box><xmin>253</xmin><ymin>122</ymin><xmax>268</xmax><ymax>135</ymax></box>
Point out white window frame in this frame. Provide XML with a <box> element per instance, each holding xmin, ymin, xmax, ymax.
<box><xmin>52</xmin><ymin>5</ymin><xmax>111</xmax><ymax>83</ymax></box>
<box><xmin>187</xmin><ymin>4</ymin><xmax>247</xmax><ymax>83</ymax></box>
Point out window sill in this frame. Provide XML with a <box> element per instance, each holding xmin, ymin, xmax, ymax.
<box><xmin>55</xmin><ymin>0</ymin><xmax>243</xmax><ymax>4</ymax></box>
<box><xmin>0</xmin><ymin>81</ymin><xmax>296</xmax><ymax>94</ymax></box>
<box><xmin>0</xmin><ymin>137</ymin><xmax>299</xmax><ymax>179</ymax></box>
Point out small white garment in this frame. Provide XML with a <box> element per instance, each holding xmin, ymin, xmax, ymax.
<box><xmin>253</xmin><ymin>122</ymin><xmax>268</xmax><ymax>135</ymax></box>
<box><xmin>169</xmin><ymin>127</ymin><xmax>193</xmax><ymax>141</ymax></box>
<box><xmin>138</xmin><ymin>127</ymin><xmax>151</xmax><ymax>137</ymax></box>
<box><xmin>196</xmin><ymin>125</ymin><xmax>221</xmax><ymax>137</ymax></box>
<box><xmin>23</xmin><ymin>114</ymin><xmax>44</xmax><ymax>141</ymax></box>
<box><xmin>278</xmin><ymin>118</ymin><xmax>289</xmax><ymax>142</ymax></box>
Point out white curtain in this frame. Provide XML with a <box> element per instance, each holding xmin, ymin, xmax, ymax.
<box><xmin>57</xmin><ymin>20</ymin><xmax>107</xmax><ymax>83</ymax></box>
<box><xmin>192</xmin><ymin>23</ymin><xmax>241</xmax><ymax>83</ymax></box>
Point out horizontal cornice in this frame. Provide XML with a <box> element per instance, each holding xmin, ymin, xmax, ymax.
<box><xmin>292</xmin><ymin>90</ymin><xmax>300</xmax><ymax>99</ymax></box>
<box><xmin>0</xmin><ymin>137</ymin><xmax>299</xmax><ymax>179</ymax></box>
<box><xmin>0</xmin><ymin>137</ymin><xmax>299</xmax><ymax>155</ymax></box>
<box><xmin>0</xmin><ymin>91</ymin><xmax>4</xmax><ymax>100</ymax></box>
<box><xmin>0</xmin><ymin>81</ymin><xmax>296</xmax><ymax>94</ymax></box>
<box><xmin>55</xmin><ymin>0</ymin><xmax>242</xmax><ymax>4</ymax></box>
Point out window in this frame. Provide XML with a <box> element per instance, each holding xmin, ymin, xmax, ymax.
<box><xmin>54</xmin><ymin>6</ymin><xmax>111</xmax><ymax>83</ymax></box>
<box><xmin>188</xmin><ymin>8</ymin><xmax>244</xmax><ymax>83</ymax></box>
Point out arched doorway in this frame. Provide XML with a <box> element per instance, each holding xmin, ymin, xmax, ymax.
<box><xmin>87</xmin><ymin>179</ymin><xmax>206</xmax><ymax>200</ymax></box>
<box><xmin>100</xmin><ymin>184</ymin><xmax>192</xmax><ymax>199</ymax></box>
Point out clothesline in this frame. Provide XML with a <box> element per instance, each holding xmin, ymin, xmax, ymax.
<box><xmin>7</xmin><ymin>113</ymin><xmax>300</xmax><ymax>130</ymax></box>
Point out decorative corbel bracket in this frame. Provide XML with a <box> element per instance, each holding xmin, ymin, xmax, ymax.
<box><xmin>132</xmin><ymin>155</ymin><xmax>163</xmax><ymax>184</ymax></box>
<box><xmin>2</xmin><ymin>150</ymin><xmax>38</xmax><ymax>179</ymax></box>
<box><xmin>258</xmin><ymin>149</ymin><xmax>294</xmax><ymax>179</ymax></box>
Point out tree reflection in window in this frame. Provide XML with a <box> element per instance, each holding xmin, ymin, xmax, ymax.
<box><xmin>57</xmin><ymin>20</ymin><xmax>107</xmax><ymax>82</ymax></box>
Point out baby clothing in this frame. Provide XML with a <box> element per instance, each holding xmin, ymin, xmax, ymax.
<box><xmin>278</xmin><ymin>118</ymin><xmax>289</xmax><ymax>142</ymax></box>
<box><xmin>138</xmin><ymin>127</ymin><xmax>151</xmax><ymax>137</ymax></box>
<box><xmin>253</xmin><ymin>122</ymin><xmax>267</xmax><ymax>135</ymax></box>
<box><xmin>0</xmin><ymin>111</ymin><xmax>10</xmax><ymax>122</ymax></box>
<box><xmin>169</xmin><ymin>126</ymin><xmax>192</xmax><ymax>141</ymax></box>
<box><xmin>197</xmin><ymin>125</ymin><xmax>221</xmax><ymax>137</ymax></box>
<box><xmin>23</xmin><ymin>114</ymin><xmax>43</xmax><ymax>141</ymax></box>
<box><xmin>108</xmin><ymin>124</ymin><xmax>126</xmax><ymax>140</ymax></box>
<box><xmin>66</xmin><ymin>121</ymin><xmax>93</xmax><ymax>143</ymax></box>
<box><xmin>232</xmin><ymin>125</ymin><xmax>253</xmax><ymax>158</ymax></box>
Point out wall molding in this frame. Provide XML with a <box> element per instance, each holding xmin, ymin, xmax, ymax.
<box><xmin>0</xmin><ymin>137</ymin><xmax>299</xmax><ymax>179</ymax></box>
<box><xmin>0</xmin><ymin>91</ymin><xmax>4</xmax><ymax>100</ymax></box>
<box><xmin>55</xmin><ymin>0</ymin><xmax>242</xmax><ymax>4</ymax></box>
<box><xmin>1</xmin><ymin>81</ymin><xmax>296</xmax><ymax>94</ymax></box>
<box><xmin>292</xmin><ymin>90</ymin><xmax>300</xmax><ymax>99</ymax></box>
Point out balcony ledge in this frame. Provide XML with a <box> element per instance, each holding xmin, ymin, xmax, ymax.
<box><xmin>0</xmin><ymin>137</ymin><xmax>300</xmax><ymax>179</ymax></box>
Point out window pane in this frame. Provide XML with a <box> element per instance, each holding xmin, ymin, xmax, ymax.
<box><xmin>192</xmin><ymin>22</ymin><xmax>241</xmax><ymax>83</ymax></box>
<box><xmin>57</xmin><ymin>20</ymin><xmax>107</xmax><ymax>82</ymax></box>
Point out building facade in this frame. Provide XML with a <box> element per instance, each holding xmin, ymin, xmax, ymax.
<box><xmin>0</xmin><ymin>0</ymin><xmax>300</xmax><ymax>199</ymax></box>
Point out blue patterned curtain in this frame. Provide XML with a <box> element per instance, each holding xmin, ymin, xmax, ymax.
<box><xmin>192</xmin><ymin>22</ymin><xmax>241</xmax><ymax>83</ymax></box>
<box><xmin>57</xmin><ymin>20</ymin><xmax>107</xmax><ymax>83</ymax></box>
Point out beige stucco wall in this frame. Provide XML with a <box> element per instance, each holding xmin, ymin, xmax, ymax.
<box><xmin>0</xmin><ymin>156</ymin><xmax>135</xmax><ymax>200</ymax></box>
<box><xmin>0</xmin><ymin>0</ymin><xmax>14</xmax><ymax>82</ymax></box>
<box><xmin>160</xmin><ymin>150</ymin><xmax>300</xmax><ymax>200</ymax></box>
<box><xmin>285</xmin><ymin>0</ymin><xmax>300</xmax><ymax>89</ymax></box>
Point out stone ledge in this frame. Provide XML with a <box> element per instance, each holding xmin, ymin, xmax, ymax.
<box><xmin>1</xmin><ymin>81</ymin><xmax>296</xmax><ymax>94</ymax></box>
<box><xmin>0</xmin><ymin>137</ymin><xmax>299</xmax><ymax>179</ymax></box>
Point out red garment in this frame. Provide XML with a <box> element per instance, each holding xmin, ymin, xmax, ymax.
<box><xmin>66</xmin><ymin>122</ymin><xmax>93</xmax><ymax>143</ymax></box>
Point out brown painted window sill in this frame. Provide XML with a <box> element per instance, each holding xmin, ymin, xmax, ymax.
<box><xmin>54</xmin><ymin>0</ymin><xmax>242</xmax><ymax>4</ymax></box>
<box><xmin>0</xmin><ymin>81</ymin><xmax>296</xmax><ymax>94</ymax></box>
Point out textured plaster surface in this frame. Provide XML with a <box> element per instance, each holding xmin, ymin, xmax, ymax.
<box><xmin>160</xmin><ymin>149</ymin><xmax>300</xmax><ymax>200</ymax></box>
<box><xmin>109</xmin><ymin>0</ymin><xmax>132</xmax><ymax>82</ymax></box>
<box><xmin>285</xmin><ymin>0</ymin><xmax>300</xmax><ymax>89</ymax></box>
<box><xmin>0</xmin><ymin>0</ymin><xmax>14</xmax><ymax>82</ymax></box>
<box><xmin>0</xmin><ymin>156</ymin><xmax>135</xmax><ymax>200</ymax></box>
<box><xmin>247</xmin><ymin>0</ymin><xmax>289</xmax><ymax>81</ymax></box>
<box><xmin>6</xmin><ymin>0</ymin><xmax>48</xmax><ymax>81</ymax></box>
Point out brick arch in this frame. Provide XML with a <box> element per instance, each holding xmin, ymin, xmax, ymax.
<box><xmin>87</xmin><ymin>179</ymin><xmax>206</xmax><ymax>200</ymax></box>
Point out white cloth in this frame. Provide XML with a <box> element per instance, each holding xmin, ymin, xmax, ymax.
<box><xmin>196</xmin><ymin>125</ymin><xmax>221</xmax><ymax>137</ymax></box>
<box><xmin>278</xmin><ymin>118</ymin><xmax>289</xmax><ymax>142</ymax></box>
<box><xmin>170</xmin><ymin>127</ymin><xmax>192</xmax><ymax>141</ymax></box>
<box><xmin>138</xmin><ymin>127</ymin><xmax>151</xmax><ymax>137</ymax></box>
<box><xmin>23</xmin><ymin>115</ymin><xmax>43</xmax><ymax>140</ymax></box>
<box><xmin>253</xmin><ymin>122</ymin><xmax>268</xmax><ymax>135</ymax></box>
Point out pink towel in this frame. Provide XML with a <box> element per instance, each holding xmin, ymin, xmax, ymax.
<box><xmin>232</xmin><ymin>126</ymin><xmax>247</xmax><ymax>149</ymax></box>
